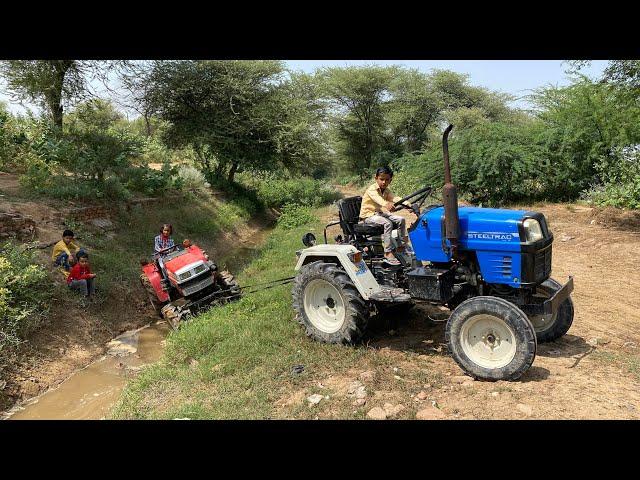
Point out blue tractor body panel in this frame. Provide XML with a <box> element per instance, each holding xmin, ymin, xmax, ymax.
<box><xmin>409</xmin><ymin>206</ymin><xmax>529</xmax><ymax>287</ymax></box>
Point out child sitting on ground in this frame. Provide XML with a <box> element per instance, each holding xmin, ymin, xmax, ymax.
<box><xmin>52</xmin><ymin>229</ymin><xmax>87</xmax><ymax>279</ymax></box>
<box><xmin>67</xmin><ymin>251</ymin><xmax>97</xmax><ymax>297</ymax></box>
<box><xmin>359</xmin><ymin>166</ymin><xmax>411</xmax><ymax>266</ymax></box>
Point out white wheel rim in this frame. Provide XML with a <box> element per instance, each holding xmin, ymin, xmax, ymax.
<box><xmin>528</xmin><ymin>289</ymin><xmax>557</xmax><ymax>333</ymax></box>
<box><xmin>303</xmin><ymin>279</ymin><xmax>346</xmax><ymax>334</ymax></box>
<box><xmin>460</xmin><ymin>314</ymin><xmax>517</xmax><ymax>369</ymax></box>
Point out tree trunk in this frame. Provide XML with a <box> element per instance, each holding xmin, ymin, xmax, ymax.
<box><xmin>228</xmin><ymin>162</ymin><xmax>238</xmax><ymax>183</ymax></box>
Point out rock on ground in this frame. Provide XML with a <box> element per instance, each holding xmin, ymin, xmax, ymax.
<box><xmin>415</xmin><ymin>405</ymin><xmax>447</xmax><ymax>420</ymax></box>
<box><xmin>383</xmin><ymin>403</ymin><xmax>405</xmax><ymax>418</ymax></box>
<box><xmin>367</xmin><ymin>407</ymin><xmax>388</xmax><ymax>420</ymax></box>
<box><xmin>307</xmin><ymin>394</ymin><xmax>324</xmax><ymax>406</ymax></box>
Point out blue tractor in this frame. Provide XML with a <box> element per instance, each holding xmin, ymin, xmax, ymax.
<box><xmin>292</xmin><ymin>125</ymin><xmax>574</xmax><ymax>381</ymax></box>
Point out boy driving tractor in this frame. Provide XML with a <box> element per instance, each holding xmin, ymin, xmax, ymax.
<box><xmin>360</xmin><ymin>166</ymin><xmax>412</xmax><ymax>265</ymax></box>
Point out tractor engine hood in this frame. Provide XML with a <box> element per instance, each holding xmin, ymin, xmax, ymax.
<box><xmin>409</xmin><ymin>206</ymin><xmax>554</xmax><ymax>286</ymax></box>
<box><xmin>163</xmin><ymin>246</ymin><xmax>215</xmax><ymax>285</ymax></box>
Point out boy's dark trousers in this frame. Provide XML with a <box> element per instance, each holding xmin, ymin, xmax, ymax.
<box><xmin>54</xmin><ymin>248</ymin><xmax>88</xmax><ymax>271</ymax></box>
<box><xmin>68</xmin><ymin>277</ymin><xmax>95</xmax><ymax>296</ymax></box>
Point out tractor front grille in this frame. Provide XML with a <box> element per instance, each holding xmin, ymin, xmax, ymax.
<box><xmin>180</xmin><ymin>273</ymin><xmax>215</xmax><ymax>297</ymax></box>
<box><xmin>534</xmin><ymin>247</ymin><xmax>552</xmax><ymax>282</ymax></box>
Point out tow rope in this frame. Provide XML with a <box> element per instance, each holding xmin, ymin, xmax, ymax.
<box><xmin>238</xmin><ymin>276</ymin><xmax>296</xmax><ymax>295</ymax></box>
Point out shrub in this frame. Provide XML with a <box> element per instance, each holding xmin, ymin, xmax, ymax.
<box><xmin>0</xmin><ymin>242</ymin><xmax>50</xmax><ymax>359</ymax></box>
<box><xmin>276</xmin><ymin>203</ymin><xmax>316</xmax><ymax>229</ymax></box>
<box><xmin>582</xmin><ymin>146</ymin><xmax>640</xmax><ymax>208</ymax></box>
<box><xmin>237</xmin><ymin>172</ymin><xmax>340</xmax><ymax>209</ymax></box>
<box><xmin>176</xmin><ymin>164</ymin><xmax>210</xmax><ymax>195</ymax></box>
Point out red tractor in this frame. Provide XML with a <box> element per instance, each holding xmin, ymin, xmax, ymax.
<box><xmin>140</xmin><ymin>242</ymin><xmax>241</xmax><ymax>330</ymax></box>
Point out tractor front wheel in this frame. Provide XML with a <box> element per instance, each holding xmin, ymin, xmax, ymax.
<box><xmin>527</xmin><ymin>278</ymin><xmax>574</xmax><ymax>343</ymax></box>
<box><xmin>446</xmin><ymin>296</ymin><xmax>537</xmax><ymax>381</ymax></box>
<box><xmin>292</xmin><ymin>261</ymin><xmax>368</xmax><ymax>344</ymax></box>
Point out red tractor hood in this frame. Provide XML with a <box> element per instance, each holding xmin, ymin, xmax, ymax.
<box><xmin>164</xmin><ymin>246</ymin><xmax>209</xmax><ymax>274</ymax></box>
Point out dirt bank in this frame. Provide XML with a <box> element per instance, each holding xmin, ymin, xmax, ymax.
<box><xmin>0</xmin><ymin>173</ymin><xmax>272</xmax><ymax>413</ymax></box>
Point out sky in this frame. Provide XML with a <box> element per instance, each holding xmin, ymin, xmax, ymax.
<box><xmin>0</xmin><ymin>60</ymin><xmax>609</xmax><ymax>116</ymax></box>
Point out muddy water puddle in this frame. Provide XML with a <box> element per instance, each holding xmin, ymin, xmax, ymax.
<box><xmin>6</xmin><ymin>322</ymin><xmax>170</xmax><ymax>420</ymax></box>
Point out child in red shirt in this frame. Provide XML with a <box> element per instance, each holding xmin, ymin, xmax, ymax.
<box><xmin>67</xmin><ymin>252</ymin><xmax>97</xmax><ymax>297</ymax></box>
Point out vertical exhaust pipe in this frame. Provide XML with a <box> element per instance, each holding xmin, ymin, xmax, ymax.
<box><xmin>442</xmin><ymin>124</ymin><xmax>460</xmax><ymax>256</ymax></box>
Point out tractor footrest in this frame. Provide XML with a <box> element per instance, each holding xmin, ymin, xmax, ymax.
<box><xmin>370</xmin><ymin>286</ymin><xmax>411</xmax><ymax>303</ymax></box>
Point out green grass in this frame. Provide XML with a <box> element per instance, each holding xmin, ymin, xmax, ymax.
<box><xmin>110</xmin><ymin>210</ymin><xmax>382</xmax><ymax>419</ymax></box>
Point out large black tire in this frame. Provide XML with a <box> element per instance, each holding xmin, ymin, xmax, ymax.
<box><xmin>292</xmin><ymin>261</ymin><xmax>369</xmax><ymax>344</ymax></box>
<box><xmin>218</xmin><ymin>270</ymin><xmax>242</xmax><ymax>303</ymax></box>
<box><xmin>140</xmin><ymin>273</ymin><xmax>164</xmax><ymax>316</ymax></box>
<box><xmin>446</xmin><ymin>296</ymin><xmax>537</xmax><ymax>381</ymax></box>
<box><xmin>528</xmin><ymin>278</ymin><xmax>574</xmax><ymax>343</ymax></box>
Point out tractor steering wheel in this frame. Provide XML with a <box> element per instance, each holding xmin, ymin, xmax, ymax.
<box><xmin>154</xmin><ymin>244</ymin><xmax>180</xmax><ymax>258</ymax></box>
<box><xmin>393</xmin><ymin>186</ymin><xmax>433</xmax><ymax>215</ymax></box>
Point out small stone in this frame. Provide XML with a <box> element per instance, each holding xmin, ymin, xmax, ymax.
<box><xmin>393</xmin><ymin>367</ymin><xmax>399</xmax><ymax>373</ymax></box>
<box><xmin>384</xmin><ymin>403</ymin><xmax>405</xmax><ymax>417</ymax></box>
<box><xmin>624</xmin><ymin>342</ymin><xmax>637</xmax><ymax>349</ymax></box>
<box><xmin>307</xmin><ymin>394</ymin><xmax>324</xmax><ymax>406</ymax></box>
<box><xmin>367</xmin><ymin>407</ymin><xmax>388</xmax><ymax>420</ymax></box>
<box><xmin>353</xmin><ymin>398</ymin><xmax>367</xmax><ymax>407</ymax></box>
<box><xmin>423</xmin><ymin>384</ymin><xmax>432</xmax><ymax>389</ymax></box>
<box><xmin>189</xmin><ymin>359</ymin><xmax>200</xmax><ymax>369</ymax></box>
<box><xmin>491</xmin><ymin>391</ymin><xmax>499</xmax><ymax>397</ymax></box>
<box><xmin>416</xmin><ymin>391</ymin><xmax>429</xmax><ymax>401</ymax></box>
<box><xmin>394</xmin><ymin>375</ymin><xmax>402</xmax><ymax>381</ymax></box>
<box><xmin>560</xmin><ymin>234</ymin><xmax>574</xmax><ymax>242</ymax></box>
<box><xmin>416</xmin><ymin>405</ymin><xmax>447</xmax><ymax>420</ymax></box>
<box><xmin>588</xmin><ymin>337</ymin><xmax>611</xmax><ymax>347</ymax></box>
<box><xmin>516</xmin><ymin>403</ymin><xmax>533</xmax><ymax>417</ymax></box>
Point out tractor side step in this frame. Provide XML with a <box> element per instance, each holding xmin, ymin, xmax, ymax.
<box><xmin>369</xmin><ymin>286</ymin><xmax>412</xmax><ymax>303</ymax></box>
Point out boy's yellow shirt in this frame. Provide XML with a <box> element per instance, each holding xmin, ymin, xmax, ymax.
<box><xmin>359</xmin><ymin>183</ymin><xmax>402</xmax><ymax>219</ymax></box>
<box><xmin>51</xmin><ymin>239</ymin><xmax>80</xmax><ymax>278</ymax></box>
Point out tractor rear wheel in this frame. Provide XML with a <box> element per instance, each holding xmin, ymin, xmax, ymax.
<box><xmin>140</xmin><ymin>273</ymin><xmax>164</xmax><ymax>316</ymax></box>
<box><xmin>218</xmin><ymin>270</ymin><xmax>242</xmax><ymax>303</ymax></box>
<box><xmin>292</xmin><ymin>261</ymin><xmax>369</xmax><ymax>344</ymax></box>
<box><xmin>446</xmin><ymin>296</ymin><xmax>537</xmax><ymax>381</ymax></box>
<box><xmin>161</xmin><ymin>303</ymin><xmax>189</xmax><ymax>331</ymax></box>
<box><xmin>527</xmin><ymin>278</ymin><xmax>574</xmax><ymax>343</ymax></box>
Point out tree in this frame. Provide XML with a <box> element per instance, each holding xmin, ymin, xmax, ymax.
<box><xmin>141</xmin><ymin>60</ymin><xmax>322</xmax><ymax>183</ymax></box>
<box><xmin>0</xmin><ymin>60</ymin><xmax>128</xmax><ymax>129</ymax></box>
<box><xmin>319</xmin><ymin>66</ymin><xmax>398</xmax><ymax>175</ymax></box>
<box><xmin>386</xmin><ymin>69</ymin><xmax>443</xmax><ymax>153</ymax></box>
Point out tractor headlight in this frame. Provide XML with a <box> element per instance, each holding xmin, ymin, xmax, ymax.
<box><xmin>178</xmin><ymin>270</ymin><xmax>193</xmax><ymax>282</ymax></box>
<box><xmin>523</xmin><ymin>218</ymin><xmax>543</xmax><ymax>243</ymax></box>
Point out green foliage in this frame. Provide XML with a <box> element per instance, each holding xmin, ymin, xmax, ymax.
<box><xmin>582</xmin><ymin>146</ymin><xmax>640</xmax><ymax>208</ymax></box>
<box><xmin>237</xmin><ymin>171</ymin><xmax>341</xmax><ymax>209</ymax></box>
<box><xmin>0</xmin><ymin>242</ymin><xmax>50</xmax><ymax>359</ymax></box>
<box><xmin>276</xmin><ymin>203</ymin><xmax>316</xmax><ymax>229</ymax></box>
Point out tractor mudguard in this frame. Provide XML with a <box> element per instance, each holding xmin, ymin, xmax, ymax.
<box><xmin>142</xmin><ymin>262</ymin><xmax>170</xmax><ymax>303</ymax></box>
<box><xmin>295</xmin><ymin>244</ymin><xmax>382</xmax><ymax>300</ymax></box>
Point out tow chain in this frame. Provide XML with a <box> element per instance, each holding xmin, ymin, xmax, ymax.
<box><xmin>238</xmin><ymin>276</ymin><xmax>296</xmax><ymax>295</ymax></box>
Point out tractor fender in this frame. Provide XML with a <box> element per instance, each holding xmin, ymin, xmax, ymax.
<box><xmin>294</xmin><ymin>244</ymin><xmax>382</xmax><ymax>300</ymax></box>
<box><xmin>142</xmin><ymin>262</ymin><xmax>170</xmax><ymax>303</ymax></box>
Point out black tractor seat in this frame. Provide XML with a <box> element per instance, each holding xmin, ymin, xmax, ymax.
<box><xmin>353</xmin><ymin>223</ymin><xmax>384</xmax><ymax>235</ymax></box>
<box><xmin>337</xmin><ymin>196</ymin><xmax>385</xmax><ymax>238</ymax></box>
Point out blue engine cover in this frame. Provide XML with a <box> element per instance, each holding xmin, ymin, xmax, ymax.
<box><xmin>409</xmin><ymin>206</ymin><xmax>528</xmax><ymax>288</ymax></box>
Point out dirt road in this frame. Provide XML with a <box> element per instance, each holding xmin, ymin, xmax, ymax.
<box><xmin>285</xmin><ymin>189</ymin><xmax>640</xmax><ymax>419</ymax></box>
